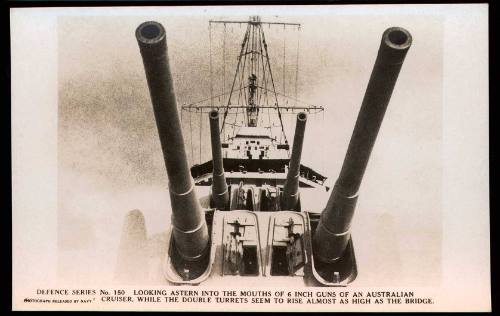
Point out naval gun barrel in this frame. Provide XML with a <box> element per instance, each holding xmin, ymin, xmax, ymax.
<box><xmin>209</xmin><ymin>110</ymin><xmax>229</xmax><ymax>209</ymax></box>
<box><xmin>136</xmin><ymin>21</ymin><xmax>209</xmax><ymax>261</ymax></box>
<box><xmin>281</xmin><ymin>112</ymin><xmax>307</xmax><ymax>211</ymax></box>
<box><xmin>313</xmin><ymin>27</ymin><xmax>412</xmax><ymax>263</ymax></box>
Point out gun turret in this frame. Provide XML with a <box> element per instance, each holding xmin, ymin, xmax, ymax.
<box><xmin>209</xmin><ymin>110</ymin><xmax>229</xmax><ymax>209</ymax></box>
<box><xmin>136</xmin><ymin>21</ymin><xmax>209</xmax><ymax>262</ymax></box>
<box><xmin>281</xmin><ymin>112</ymin><xmax>307</xmax><ymax>211</ymax></box>
<box><xmin>313</xmin><ymin>27</ymin><xmax>412</xmax><ymax>265</ymax></box>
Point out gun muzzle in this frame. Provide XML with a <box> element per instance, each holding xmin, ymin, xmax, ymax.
<box><xmin>281</xmin><ymin>112</ymin><xmax>307</xmax><ymax>211</ymax></box>
<box><xmin>136</xmin><ymin>21</ymin><xmax>209</xmax><ymax>262</ymax></box>
<box><xmin>313</xmin><ymin>27</ymin><xmax>412</xmax><ymax>263</ymax></box>
<box><xmin>209</xmin><ymin>110</ymin><xmax>229</xmax><ymax>209</ymax></box>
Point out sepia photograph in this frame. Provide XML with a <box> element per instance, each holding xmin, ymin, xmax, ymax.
<box><xmin>11</xmin><ymin>4</ymin><xmax>489</xmax><ymax>311</ymax></box>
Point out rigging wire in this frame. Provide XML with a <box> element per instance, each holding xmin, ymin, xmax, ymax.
<box><xmin>257</xmin><ymin>24</ymin><xmax>264</xmax><ymax>117</ymax></box>
<box><xmin>283</xmin><ymin>24</ymin><xmax>286</xmax><ymax>97</ymax></box>
<box><xmin>209</xmin><ymin>22</ymin><xmax>214</xmax><ymax>108</ymax></box>
<box><xmin>222</xmin><ymin>23</ymin><xmax>226</xmax><ymax>141</ymax></box>
<box><xmin>282</xmin><ymin>25</ymin><xmax>288</xmax><ymax>149</ymax></box>
<box><xmin>189</xmin><ymin>107</ymin><xmax>194</xmax><ymax>165</ymax></box>
<box><xmin>222</xmin><ymin>23</ymin><xmax>227</xmax><ymax>105</ymax></box>
<box><xmin>237</xmin><ymin>24</ymin><xmax>250</xmax><ymax>128</ymax></box>
<box><xmin>295</xmin><ymin>25</ymin><xmax>300</xmax><ymax>107</ymax></box>
<box><xmin>256</xmin><ymin>86</ymin><xmax>320</xmax><ymax>109</ymax></box>
<box><xmin>199</xmin><ymin>110</ymin><xmax>202</xmax><ymax>164</ymax></box>
<box><xmin>180</xmin><ymin>104</ymin><xmax>185</xmax><ymax>163</ymax></box>
<box><xmin>257</xmin><ymin>24</ymin><xmax>273</xmax><ymax>140</ymax></box>
<box><xmin>182</xmin><ymin>86</ymin><xmax>250</xmax><ymax>110</ymax></box>
<box><xmin>260</xmin><ymin>26</ymin><xmax>288</xmax><ymax>145</ymax></box>
<box><xmin>221</xmin><ymin>23</ymin><xmax>250</xmax><ymax>132</ymax></box>
<box><xmin>322</xmin><ymin>109</ymin><xmax>325</xmax><ymax>174</ymax></box>
<box><xmin>233</xmin><ymin>22</ymin><xmax>250</xmax><ymax>138</ymax></box>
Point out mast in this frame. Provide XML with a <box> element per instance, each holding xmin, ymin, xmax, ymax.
<box><xmin>181</xmin><ymin>16</ymin><xmax>324</xmax><ymax>159</ymax></box>
<box><xmin>222</xmin><ymin>15</ymin><xmax>290</xmax><ymax>130</ymax></box>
